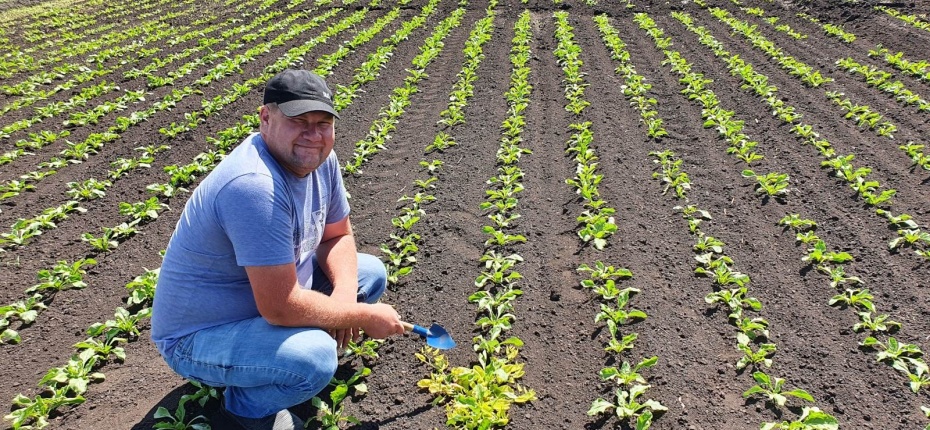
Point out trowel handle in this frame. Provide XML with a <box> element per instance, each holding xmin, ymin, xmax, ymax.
<box><xmin>401</xmin><ymin>321</ymin><xmax>429</xmax><ymax>338</ymax></box>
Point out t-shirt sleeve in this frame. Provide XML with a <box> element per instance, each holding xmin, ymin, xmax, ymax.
<box><xmin>215</xmin><ymin>173</ymin><xmax>295</xmax><ymax>266</ymax></box>
<box><xmin>326</xmin><ymin>153</ymin><xmax>351</xmax><ymax>223</ymax></box>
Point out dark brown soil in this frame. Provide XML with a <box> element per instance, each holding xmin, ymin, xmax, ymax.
<box><xmin>1</xmin><ymin>0</ymin><xmax>929</xmax><ymax>428</ymax></box>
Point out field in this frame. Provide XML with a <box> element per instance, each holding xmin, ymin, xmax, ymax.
<box><xmin>1</xmin><ymin>0</ymin><xmax>929</xmax><ymax>428</ymax></box>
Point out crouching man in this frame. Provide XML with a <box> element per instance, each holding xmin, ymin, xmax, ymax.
<box><xmin>151</xmin><ymin>69</ymin><xmax>405</xmax><ymax>430</ymax></box>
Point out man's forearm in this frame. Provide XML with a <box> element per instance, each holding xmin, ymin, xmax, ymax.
<box><xmin>270</xmin><ymin>287</ymin><xmax>366</xmax><ymax>328</ymax></box>
<box><xmin>315</xmin><ymin>231</ymin><xmax>359</xmax><ymax>298</ymax></box>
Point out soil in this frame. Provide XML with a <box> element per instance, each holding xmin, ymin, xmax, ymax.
<box><xmin>1</xmin><ymin>0</ymin><xmax>929</xmax><ymax>428</ymax></box>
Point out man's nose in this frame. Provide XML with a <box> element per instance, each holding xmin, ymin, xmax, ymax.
<box><xmin>302</xmin><ymin>125</ymin><xmax>322</xmax><ymax>139</ymax></box>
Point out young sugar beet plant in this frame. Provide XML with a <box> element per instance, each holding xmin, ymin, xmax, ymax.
<box><xmin>671</xmin><ymin>11</ymin><xmax>930</xmax><ymax>260</ymax></box>
<box><xmin>778</xmin><ymin>214</ymin><xmax>930</xmax><ymax>412</ymax></box>
<box><xmin>638</xmin><ymin>15</ymin><xmax>838</xmax><ymax>428</ymax></box>
<box><xmin>417</xmin><ymin>12</ymin><xmax>535</xmax><ymax>428</ymax></box>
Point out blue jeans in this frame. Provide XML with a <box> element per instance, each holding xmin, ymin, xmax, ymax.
<box><xmin>164</xmin><ymin>253</ymin><xmax>387</xmax><ymax>418</ymax></box>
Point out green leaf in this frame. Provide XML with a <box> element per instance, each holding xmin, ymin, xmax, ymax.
<box><xmin>587</xmin><ymin>398</ymin><xmax>614</xmax><ymax>415</ymax></box>
<box><xmin>743</xmin><ymin>385</ymin><xmax>765</xmax><ymax>398</ymax></box>
<box><xmin>153</xmin><ymin>406</ymin><xmax>172</xmax><ymax>419</ymax></box>
<box><xmin>1</xmin><ymin>328</ymin><xmax>20</xmax><ymax>344</ymax></box>
<box><xmin>785</xmin><ymin>388</ymin><xmax>815</xmax><ymax>403</ymax></box>
<box><xmin>330</xmin><ymin>384</ymin><xmax>349</xmax><ymax>405</ymax></box>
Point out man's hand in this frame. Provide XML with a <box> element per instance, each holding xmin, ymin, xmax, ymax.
<box><xmin>330</xmin><ymin>289</ymin><xmax>359</xmax><ymax>348</ymax></box>
<box><xmin>359</xmin><ymin>303</ymin><xmax>405</xmax><ymax>339</ymax></box>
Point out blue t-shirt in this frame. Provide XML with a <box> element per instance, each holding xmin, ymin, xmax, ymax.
<box><xmin>151</xmin><ymin>132</ymin><xmax>350</xmax><ymax>356</ymax></box>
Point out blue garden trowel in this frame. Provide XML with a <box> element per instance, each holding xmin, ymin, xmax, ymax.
<box><xmin>401</xmin><ymin>321</ymin><xmax>456</xmax><ymax>350</ymax></box>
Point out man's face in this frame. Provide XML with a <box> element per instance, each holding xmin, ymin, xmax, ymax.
<box><xmin>259</xmin><ymin>104</ymin><xmax>335</xmax><ymax>177</ymax></box>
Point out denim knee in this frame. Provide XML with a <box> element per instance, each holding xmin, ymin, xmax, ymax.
<box><xmin>279</xmin><ymin>330</ymin><xmax>338</xmax><ymax>393</ymax></box>
<box><xmin>357</xmin><ymin>253</ymin><xmax>387</xmax><ymax>303</ymax></box>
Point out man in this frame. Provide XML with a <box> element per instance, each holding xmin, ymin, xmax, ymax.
<box><xmin>151</xmin><ymin>69</ymin><xmax>405</xmax><ymax>430</ymax></box>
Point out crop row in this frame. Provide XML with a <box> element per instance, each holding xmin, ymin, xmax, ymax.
<box><xmin>640</xmin><ymin>8</ymin><xmax>847</xmax><ymax>427</ymax></box>
<box><xmin>4</xmin><ymin>265</ymin><xmax>161</xmax><ymax>429</ymax></box>
<box><xmin>794</xmin><ymin>12</ymin><xmax>856</xmax><ymax>43</ymax></box>
<box><xmin>343</xmin><ymin>4</ymin><xmax>465</xmax><ymax>174</ymax></box>
<box><xmin>590</xmin><ymin>13</ymin><xmax>670</xmax><ymax>428</ymax></box>
<box><xmin>310</xmin><ymin>1</ymin><xmax>494</xmax><ymax>426</ymax></box>
<box><xmin>686</xmin><ymin>3</ymin><xmax>930</xmax><ymax>260</ymax></box>
<box><xmin>672</xmin><ymin>7</ymin><xmax>930</xmax><ymax>419</ymax></box>
<box><xmin>0</xmin><ymin>0</ymin><xmax>185</xmax><ymax>77</ymax></box>
<box><xmin>877</xmin><ymin>6</ymin><xmax>930</xmax><ymax>34</ymax></box>
<box><xmin>418</xmin><ymin>8</ymin><xmax>537</xmax><ymax>429</ymax></box>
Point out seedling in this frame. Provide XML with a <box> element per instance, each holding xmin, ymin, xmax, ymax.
<box><xmin>482</xmin><ymin>226</ymin><xmax>526</xmax><ymax>246</ymax></box>
<box><xmin>74</xmin><ymin>336</ymin><xmax>127</xmax><ymax>362</ymax></box>
<box><xmin>28</xmin><ymin>259</ymin><xmax>96</xmax><ymax>293</ymax></box>
<box><xmin>88</xmin><ymin>307</ymin><xmax>151</xmax><ymax>340</ymax></box>
<box><xmin>39</xmin><ymin>348</ymin><xmax>104</xmax><ymax>397</ymax></box>
<box><xmin>705</xmin><ymin>287</ymin><xmax>760</xmax><ymax>321</ymax></box>
<box><xmin>760</xmin><ymin>406</ymin><xmax>838</xmax><ymax>430</ymax></box>
<box><xmin>598</xmin><ymin>357</ymin><xmax>658</xmax><ymax>386</ymax></box>
<box><xmin>741</xmin><ymin>169</ymin><xmax>789</xmax><ymax>197</ymax></box>
<box><xmin>889</xmin><ymin>229</ymin><xmax>930</xmax><ymax>249</ymax></box>
<box><xmin>595</xmin><ymin>288</ymin><xmax>647</xmax><ymax>332</ymax></box>
<box><xmin>802</xmin><ymin>241</ymin><xmax>853</xmax><ymax>267</ymax></box>
<box><xmin>153</xmin><ymin>381</ymin><xmax>216</xmax><ymax>430</ymax></box>
<box><xmin>419</xmin><ymin>159</ymin><xmax>443</xmax><ymax>173</ymax></box>
<box><xmin>853</xmin><ymin>312</ymin><xmax>901</xmax><ymax>333</ymax></box>
<box><xmin>344</xmin><ymin>337</ymin><xmax>382</xmax><ymax>360</ymax></box>
<box><xmin>588</xmin><ymin>384</ymin><xmax>667</xmax><ymax>423</ymax></box>
<box><xmin>425</xmin><ymin>132</ymin><xmax>456</xmax><ymax>152</ymax></box>
<box><xmin>736</xmin><ymin>333</ymin><xmax>776</xmax><ymax>370</ymax></box>
<box><xmin>829</xmin><ymin>288</ymin><xmax>875</xmax><ymax>312</ymax></box>
<box><xmin>125</xmin><ymin>268</ymin><xmax>159</xmax><ymax>306</ymax></box>
<box><xmin>778</xmin><ymin>214</ymin><xmax>816</xmax><ymax>231</ymax></box>
<box><xmin>860</xmin><ymin>337</ymin><xmax>923</xmax><ymax>362</ymax></box>
<box><xmin>743</xmin><ymin>371</ymin><xmax>815</xmax><ymax>407</ymax></box>
<box><xmin>5</xmin><ymin>387</ymin><xmax>85</xmax><ymax>429</ymax></box>
<box><xmin>119</xmin><ymin>197</ymin><xmax>169</xmax><ymax>223</ymax></box>
<box><xmin>893</xmin><ymin>358</ymin><xmax>930</xmax><ymax>394</ymax></box>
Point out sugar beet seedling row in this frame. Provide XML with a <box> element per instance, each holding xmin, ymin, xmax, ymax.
<box><xmin>418</xmin><ymin>10</ymin><xmax>537</xmax><ymax>427</ymax></box>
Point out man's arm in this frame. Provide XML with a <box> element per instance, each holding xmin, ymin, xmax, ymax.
<box><xmin>245</xmin><ymin>263</ymin><xmax>402</xmax><ymax>338</ymax></box>
<box><xmin>315</xmin><ymin>215</ymin><xmax>358</xmax><ymax>302</ymax></box>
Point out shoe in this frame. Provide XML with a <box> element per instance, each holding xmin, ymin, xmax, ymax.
<box><xmin>220</xmin><ymin>402</ymin><xmax>304</xmax><ymax>430</ymax></box>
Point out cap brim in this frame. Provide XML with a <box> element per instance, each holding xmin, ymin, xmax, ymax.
<box><xmin>277</xmin><ymin>100</ymin><xmax>340</xmax><ymax>118</ymax></box>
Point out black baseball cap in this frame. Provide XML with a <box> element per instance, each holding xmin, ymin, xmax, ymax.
<box><xmin>263</xmin><ymin>69</ymin><xmax>339</xmax><ymax>118</ymax></box>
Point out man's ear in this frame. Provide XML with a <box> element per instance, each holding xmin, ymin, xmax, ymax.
<box><xmin>259</xmin><ymin>105</ymin><xmax>271</xmax><ymax>126</ymax></box>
